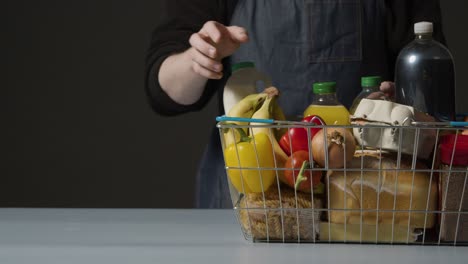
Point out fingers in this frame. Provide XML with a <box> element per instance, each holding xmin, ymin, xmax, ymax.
<box><xmin>189</xmin><ymin>33</ymin><xmax>217</xmax><ymax>59</ymax></box>
<box><xmin>187</xmin><ymin>44</ymin><xmax>222</xmax><ymax>80</ymax></box>
<box><xmin>200</xmin><ymin>21</ymin><xmax>248</xmax><ymax>43</ymax></box>
<box><xmin>227</xmin><ymin>26</ymin><xmax>249</xmax><ymax>43</ymax></box>
<box><xmin>188</xmin><ymin>21</ymin><xmax>248</xmax><ymax>79</ymax></box>
<box><xmin>366</xmin><ymin>91</ymin><xmax>387</xmax><ymax>100</ymax></box>
<box><xmin>380</xmin><ymin>81</ymin><xmax>395</xmax><ymax>99</ymax></box>
<box><xmin>199</xmin><ymin>21</ymin><xmax>248</xmax><ymax>52</ymax></box>
<box><xmin>379</xmin><ymin>81</ymin><xmax>394</xmax><ymax>93</ymax></box>
<box><xmin>206</xmin><ymin>23</ymin><xmax>249</xmax><ymax>43</ymax></box>
<box><xmin>191</xmin><ymin>59</ymin><xmax>223</xmax><ymax>80</ymax></box>
<box><xmin>189</xmin><ymin>47</ymin><xmax>223</xmax><ymax>73</ymax></box>
<box><xmin>200</xmin><ymin>21</ymin><xmax>229</xmax><ymax>44</ymax></box>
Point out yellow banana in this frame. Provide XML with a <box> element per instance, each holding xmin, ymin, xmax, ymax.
<box><xmin>223</xmin><ymin>92</ymin><xmax>268</xmax><ymax>148</ymax></box>
<box><xmin>272</xmin><ymin>99</ymin><xmax>287</xmax><ymax>141</ymax></box>
<box><xmin>250</xmin><ymin>87</ymin><xmax>289</xmax><ymax>168</ymax></box>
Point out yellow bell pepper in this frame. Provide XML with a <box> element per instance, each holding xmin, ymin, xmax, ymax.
<box><xmin>224</xmin><ymin>128</ymin><xmax>276</xmax><ymax>193</ymax></box>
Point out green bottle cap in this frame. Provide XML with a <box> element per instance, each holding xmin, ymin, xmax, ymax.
<box><xmin>313</xmin><ymin>82</ymin><xmax>336</xmax><ymax>94</ymax></box>
<box><xmin>231</xmin><ymin>62</ymin><xmax>255</xmax><ymax>72</ymax></box>
<box><xmin>361</xmin><ymin>76</ymin><xmax>382</xmax><ymax>87</ymax></box>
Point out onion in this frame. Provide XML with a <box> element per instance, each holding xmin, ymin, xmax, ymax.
<box><xmin>311</xmin><ymin>128</ymin><xmax>356</xmax><ymax>169</ymax></box>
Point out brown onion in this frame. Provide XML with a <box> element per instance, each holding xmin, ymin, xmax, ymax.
<box><xmin>311</xmin><ymin>128</ymin><xmax>356</xmax><ymax>169</ymax></box>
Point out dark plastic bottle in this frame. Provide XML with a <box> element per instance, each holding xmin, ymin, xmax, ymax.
<box><xmin>395</xmin><ymin>22</ymin><xmax>455</xmax><ymax>122</ymax></box>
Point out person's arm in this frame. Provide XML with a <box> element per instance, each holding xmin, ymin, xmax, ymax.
<box><xmin>145</xmin><ymin>0</ymin><xmax>222</xmax><ymax>116</ymax></box>
<box><xmin>159</xmin><ymin>22</ymin><xmax>248</xmax><ymax>106</ymax></box>
<box><xmin>145</xmin><ymin>0</ymin><xmax>246</xmax><ymax>116</ymax></box>
<box><xmin>385</xmin><ymin>0</ymin><xmax>446</xmax><ymax>79</ymax></box>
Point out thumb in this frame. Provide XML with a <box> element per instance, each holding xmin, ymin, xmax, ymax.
<box><xmin>227</xmin><ymin>26</ymin><xmax>249</xmax><ymax>43</ymax></box>
<box><xmin>380</xmin><ymin>81</ymin><xmax>395</xmax><ymax>99</ymax></box>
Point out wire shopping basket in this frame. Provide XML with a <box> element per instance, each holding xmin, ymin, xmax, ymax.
<box><xmin>216</xmin><ymin>116</ymin><xmax>468</xmax><ymax>245</ymax></box>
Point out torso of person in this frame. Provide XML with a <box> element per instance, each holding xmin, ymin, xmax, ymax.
<box><xmin>196</xmin><ymin>0</ymin><xmax>392</xmax><ymax>208</ymax></box>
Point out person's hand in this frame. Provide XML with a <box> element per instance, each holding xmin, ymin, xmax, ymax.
<box><xmin>188</xmin><ymin>21</ymin><xmax>249</xmax><ymax>79</ymax></box>
<box><xmin>364</xmin><ymin>81</ymin><xmax>395</xmax><ymax>100</ymax></box>
<box><xmin>380</xmin><ymin>81</ymin><xmax>395</xmax><ymax>100</ymax></box>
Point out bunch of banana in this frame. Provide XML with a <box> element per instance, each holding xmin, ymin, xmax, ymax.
<box><xmin>223</xmin><ymin>87</ymin><xmax>289</xmax><ymax>167</ymax></box>
<box><xmin>249</xmin><ymin>87</ymin><xmax>288</xmax><ymax>166</ymax></box>
<box><xmin>223</xmin><ymin>92</ymin><xmax>267</xmax><ymax>148</ymax></box>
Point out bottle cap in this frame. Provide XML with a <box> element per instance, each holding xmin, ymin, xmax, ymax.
<box><xmin>414</xmin><ymin>22</ymin><xmax>433</xmax><ymax>34</ymax></box>
<box><xmin>361</xmin><ymin>76</ymin><xmax>382</xmax><ymax>87</ymax></box>
<box><xmin>313</xmin><ymin>82</ymin><xmax>336</xmax><ymax>94</ymax></box>
<box><xmin>231</xmin><ymin>62</ymin><xmax>255</xmax><ymax>72</ymax></box>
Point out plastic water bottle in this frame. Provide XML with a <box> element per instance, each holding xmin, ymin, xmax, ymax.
<box><xmin>395</xmin><ymin>22</ymin><xmax>455</xmax><ymax>122</ymax></box>
<box><xmin>223</xmin><ymin>62</ymin><xmax>272</xmax><ymax>114</ymax></box>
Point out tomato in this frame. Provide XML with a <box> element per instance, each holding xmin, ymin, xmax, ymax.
<box><xmin>284</xmin><ymin>151</ymin><xmax>323</xmax><ymax>193</ymax></box>
<box><xmin>279</xmin><ymin>115</ymin><xmax>325</xmax><ymax>155</ymax></box>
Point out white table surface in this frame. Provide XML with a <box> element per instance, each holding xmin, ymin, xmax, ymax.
<box><xmin>0</xmin><ymin>208</ymin><xmax>467</xmax><ymax>264</ymax></box>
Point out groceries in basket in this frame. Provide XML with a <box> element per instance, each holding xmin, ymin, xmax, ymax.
<box><xmin>223</xmin><ymin>62</ymin><xmax>272</xmax><ymax>114</ymax></box>
<box><xmin>224</xmin><ymin>128</ymin><xmax>276</xmax><ymax>193</ymax></box>
<box><xmin>327</xmin><ymin>151</ymin><xmax>438</xmax><ymax>242</ymax></box>
<box><xmin>217</xmin><ymin>81</ymin><xmax>467</xmax><ymax>244</ymax></box>
<box><xmin>303</xmin><ymin>82</ymin><xmax>351</xmax><ymax>126</ymax></box>
<box><xmin>238</xmin><ymin>187</ymin><xmax>322</xmax><ymax>241</ymax></box>
<box><xmin>395</xmin><ymin>22</ymin><xmax>456</xmax><ymax>122</ymax></box>
<box><xmin>279</xmin><ymin>115</ymin><xmax>324</xmax><ymax>156</ymax></box>
<box><xmin>283</xmin><ymin>150</ymin><xmax>324</xmax><ymax>193</ymax></box>
<box><xmin>279</xmin><ymin>120</ymin><xmax>357</xmax><ymax>191</ymax></box>
<box><xmin>310</xmin><ymin>127</ymin><xmax>356</xmax><ymax>169</ymax></box>
<box><xmin>438</xmin><ymin>134</ymin><xmax>468</xmax><ymax>242</ymax></box>
<box><xmin>223</xmin><ymin>86</ymin><xmax>288</xmax><ymax>161</ymax></box>
<box><xmin>223</xmin><ymin>87</ymin><xmax>288</xmax><ymax>194</ymax></box>
<box><xmin>351</xmin><ymin>99</ymin><xmax>437</xmax><ymax>159</ymax></box>
<box><xmin>349</xmin><ymin>76</ymin><xmax>389</xmax><ymax>115</ymax></box>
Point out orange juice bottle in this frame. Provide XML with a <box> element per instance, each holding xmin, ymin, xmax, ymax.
<box><xmin>303</xmin><ymin>82</ymin><xmax>351</xmax><ymax>126</ymax></box>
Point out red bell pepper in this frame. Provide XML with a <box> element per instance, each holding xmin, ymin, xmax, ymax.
<box><xmin>279</xmin><ymin>115</ymin><xmax>325</xmax><ymax>155</ymax></box>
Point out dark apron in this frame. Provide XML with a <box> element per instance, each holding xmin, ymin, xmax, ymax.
<box><xmin>196</xmin><ymin>0</ymin><xmax>391</xmax><ymax>208</ymax></box>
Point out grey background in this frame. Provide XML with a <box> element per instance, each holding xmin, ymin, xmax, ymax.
<box><xmin>3</xmin><ymin>1</ymin><xmax>467</xmax><ymax>208</ymax></box>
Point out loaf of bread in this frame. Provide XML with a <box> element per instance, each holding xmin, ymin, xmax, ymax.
<box><xmin>238</xmin><ymin>187</ymin><xmax>322</xmax><ymax>241</ymax></box>
<box><xmin>327</xmin><ymin>153</ymin><xmax>438</xmax><ymax>228</ymax></box>
<box><xmin>319</xmin><ymin>222</ymin><xmax>420</xmax><ymax>243</ymax></box>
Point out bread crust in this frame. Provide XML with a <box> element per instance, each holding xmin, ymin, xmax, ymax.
<box><xmin>327</xmin><ymin>153</ymin><xmax>438</xmax><ymax>228</ymax></box>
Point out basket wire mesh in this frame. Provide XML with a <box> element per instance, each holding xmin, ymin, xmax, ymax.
<box><xmin>217</xmin><ymin>120</ymin><xmax>468</xmax><ymax>245</ymax></box>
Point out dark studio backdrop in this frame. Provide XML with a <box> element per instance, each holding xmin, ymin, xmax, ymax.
<box><xmin>3</xmin><ymin>1</ymin><xmax>468</xmax><ymax>208</ymax></box>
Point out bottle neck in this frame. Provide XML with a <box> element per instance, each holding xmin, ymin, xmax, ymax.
<box><xmin>415</xmin><ymin>33</ymin><xmax>433</xmax><ymax>40</ymax></box>
<box><xmin>313</xmin><ymin>93</ymin><xmax>339</xmax><ymax>105</ymax></box>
